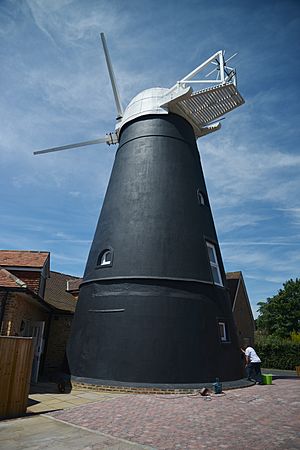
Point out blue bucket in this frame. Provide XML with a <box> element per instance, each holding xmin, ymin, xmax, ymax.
<box><xmin>213</xmin><ymin>378</ymin><xmax>222</xmax><ymax>394</ymax></box>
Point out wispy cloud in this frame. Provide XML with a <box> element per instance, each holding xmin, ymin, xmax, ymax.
<box><xmin>214</xmin><ymin>212</ymin><xmax>269</xmax><ymax>233</ymax></box>
<box><xmin>201</xmin><ymin>135</ymin><xmax>300</xmax><ymax>213</ymax></box>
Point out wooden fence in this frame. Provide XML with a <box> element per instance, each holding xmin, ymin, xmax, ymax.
<box><xmin>0</xmin><ymin>336</ymin><xmax>34</xmax><ymax>418</ymax></box>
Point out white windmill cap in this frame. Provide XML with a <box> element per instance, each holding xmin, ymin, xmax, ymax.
<box><xmin>117</xmin><ymin>82</ymin><xmax>244</xmax><ymax>139</ymax></box>
<box><xmin>117</xmin><ymin>88</ymin><xmax>170</xmax><ymax>132</ymax></box>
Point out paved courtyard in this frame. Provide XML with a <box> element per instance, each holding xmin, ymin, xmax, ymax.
<box><xmin>0</xmin><ymin>377</ymin><xmax>299</xmax><ymax>449</ymax></box>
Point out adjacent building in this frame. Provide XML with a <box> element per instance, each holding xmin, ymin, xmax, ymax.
<box><xmin>226</xmin><ymin>271</ymin><xmax>255</xmax><ymax>347</ymax></box>
<box><xmin>0</xmin><ymin>250</ymin><xmax>78</xmax><ymax>381</ymax></box>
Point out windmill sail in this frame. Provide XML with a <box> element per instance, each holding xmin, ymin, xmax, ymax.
<box><xmin>33</xmin><ymin>136</ymin><xmax>111</xmax><ymax>155</ymax></box>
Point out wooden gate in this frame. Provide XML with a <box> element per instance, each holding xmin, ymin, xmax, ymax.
<box><xmin>0</xmin><ymin>336</ymin><xmax>34</xmax><ymax>418</ymax></box>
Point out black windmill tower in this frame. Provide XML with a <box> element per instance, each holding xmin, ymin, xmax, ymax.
<box><xmin>35</xmin><ymin>34</ymin><xmax>245</xmax><ymax>385</ymax></box>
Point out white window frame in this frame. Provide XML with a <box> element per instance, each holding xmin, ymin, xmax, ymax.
<box><xmin>206</xmin><ymin>241</ymin><xmax>223</xmax><ymax>286</ymax></box>
<box><xmin>197</xmin><ymin>189</ymin><xmax>205</xmax><ymax>205</ymax></box>
<box><xmin>99</xmin><ymin>250</ymin><xmax>113</xmax><ymax>266</ymax></box>
<box><xmin>218</xmin><ymin>321</ymin><xmax>227</xmax><ymax>342</ymax></box>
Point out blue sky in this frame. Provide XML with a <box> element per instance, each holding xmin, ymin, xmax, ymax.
<box><xmin>1</xmin><ymin>0</ymin><xmax>299</xmax><ymax>317</ymax></box>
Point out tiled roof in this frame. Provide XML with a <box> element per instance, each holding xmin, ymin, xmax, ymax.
<box><xmin>226</xmin><ymin>271</ymin><xmax>242</xmax><ymax>280</ymax></box>
<box><xmin>0</xmin><ymin>250</ymin><xmax>49</xmax><ymax>268</ymax></box>
<box><xmin>226</xmin><ymin>272</ymin><xmax>242</xmax><ymax>307</ymax></box>
<box><xmin>226</xmin><ymin>278</ymin><xmax>239</xmax><ymax>306</ymax></box>
<box><xmin>66</xmin><ymin>278</ymin><xmax>82</xmax><ymax>292</ymax></box>
<box><xmin>0</xmin><ymin>268</ymin><xmax>27</xmax><ymax>288</ymax></box>
<box><xmin>44</xmin><ymin>271</ymin><xmax>79</xmax><ymax>313</ymax></box>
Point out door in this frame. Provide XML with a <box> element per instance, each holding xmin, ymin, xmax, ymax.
<box><xmin>25</xmin><ymin>321</ymin><xmax>45</xmax><ymax>383</ymax></box>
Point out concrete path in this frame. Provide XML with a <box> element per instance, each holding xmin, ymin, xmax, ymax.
<box><xmin>0</xmin><ymin>415</ymin><xmax>153</xmax><ymax>449</ymax></box>
<box><xmin>27</xmin><ymin>381</ymin><xmax>121</xmax><ymax>414</ymax></box>
<box><xmin>0</xmin><ymin>377</ymin><xmax>299</xmax><ymax>449</ymax></box>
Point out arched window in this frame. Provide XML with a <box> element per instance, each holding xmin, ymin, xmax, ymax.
<box><xmin>97</xmin><ymin>249</ymin><xmax>113</xmax><ymax>267</ymax></box>
<box><xmin>197</xmin><ymin>189</ymin><xmax>205</xmax><ymax>205</ymax></box>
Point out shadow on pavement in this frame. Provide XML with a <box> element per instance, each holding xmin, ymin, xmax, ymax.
<box><xmin>262</xmin><ymin>368</ymin><xmax>298</xmax><ymax>380</ymax></box>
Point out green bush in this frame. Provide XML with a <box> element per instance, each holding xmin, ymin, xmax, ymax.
<box><xmin>290</xmin><ymin>331</ymin><xmax>300</xmax><ymax>343</ymax></box>
<box><xmin>255</xmin><ymin>335</ymin><xmax>300</xmax><ymax>370</ymax></box>
<box><xmin>256</xmin><ymin>278</ymin><xmax>300</xmax><ymax>339</ymax></box>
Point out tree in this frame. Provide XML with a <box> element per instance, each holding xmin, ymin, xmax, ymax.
<box><xmin>256</xmin><ymin>278</ymin><xmax>300</xmax><ymax>338</ymax></box>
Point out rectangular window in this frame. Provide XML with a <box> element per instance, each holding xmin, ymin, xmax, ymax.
<box><xmin>219</xmin><ymin>321</ymin><xmax>227</xmax><ymax>342</ymax></box>
<box><xmin>206</xmin><ymin>242</ymin><xmax>223</xmax><ymax>286</ymax></box>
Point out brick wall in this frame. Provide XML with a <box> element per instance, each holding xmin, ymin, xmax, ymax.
<box><xmin>10</xmin><ymin>271</ymin><xmax>41</xmax><ymax>295</ymax></box>
<box><xmin>0</xmin><ymin>291</ymin><xmax>8</xmax><ymax>303</ymax></box>
<box><xmin>0</xmin><ymin>291</ymin><xmax>8</xmax><ymax>333</ymax></box>
<box><xmin>0</xmin><ymin>291</ymin><xmax>48</xmax><ymax>336</ymax></box>
<box><xmin>44</xmin><ymin>314</ymin><xmax>73</xmax><ymax>374</ymax></box>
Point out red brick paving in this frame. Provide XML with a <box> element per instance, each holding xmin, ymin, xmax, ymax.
<box><xmin>49</xmin><ymin>379</ymin><xmax>300</xmax><ymax>449</ymax></box>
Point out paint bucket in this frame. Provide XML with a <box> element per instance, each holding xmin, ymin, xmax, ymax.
<box><xmin>262</xmin><ymin>374</ymin><xmax>272</xmax><ymax>385</ymax></box>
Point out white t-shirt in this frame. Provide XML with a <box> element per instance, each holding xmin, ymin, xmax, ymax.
<box><xmin>245</xmin><ymin>347</ymin><xmax>261</xmax><ymax>363</ymax></box>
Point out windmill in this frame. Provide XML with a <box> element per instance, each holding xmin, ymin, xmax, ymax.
<box><xmin>35</xmin><ymin>34</ymin><xmax>245</xmax><ymax>386</ymax></box>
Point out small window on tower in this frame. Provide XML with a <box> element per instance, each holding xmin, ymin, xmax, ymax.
<box><xmin>197</xmin><ymin>189</ymin><xmax>206</xmax><ymax>205</ymax></box>
<box><xmin>206</xmin><ymin>241</ymin><xmax>223</xmax><ymax>286</ymax></box>
<box><xmin>218</xmin><ymin>321</ymin><xmax>228</xmax><ymax>342</ymax></box>
<box><xmin>97</xmin><ymin>249</ymin><xmax>113</xmax><ymax>267</ymax></box>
